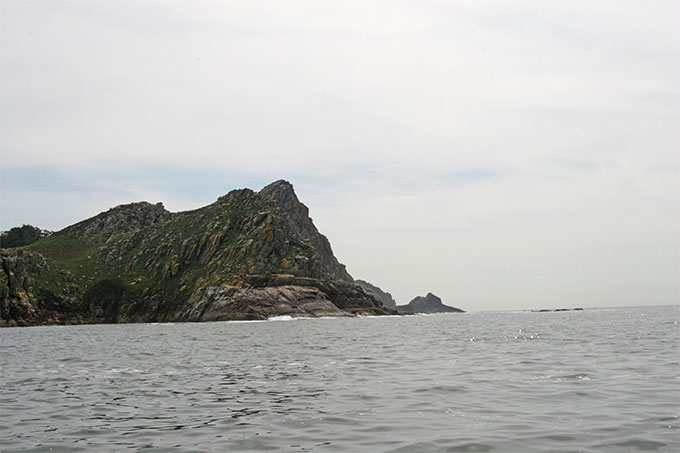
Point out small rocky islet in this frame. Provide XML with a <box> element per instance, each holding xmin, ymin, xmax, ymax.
<box><xmin>0</xmin><ymin>180</ymin><xmax>464</xmax><ymax>327</ymax></box>
<box><xmin>396</xmin><ymin>293</ymin><xmax>465</xmax><ymax>314</ymax></box>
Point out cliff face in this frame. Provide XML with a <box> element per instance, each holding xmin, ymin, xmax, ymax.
<box><xmin>1</xmin><ymin>181</ymin><xmax>394</xmax><ymax>326</ymax></box>
<box><xmin>259</xmin><ymin>180</ymin><xmax>352</xmax><ymax>282</ymax></box>
<box><xmin>0</xmin><ymin>249</ymin><xmax>81</xmax><ymax>326</ymax></box>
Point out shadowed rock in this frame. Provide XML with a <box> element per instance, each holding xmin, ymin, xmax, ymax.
<box><xmin>355</xmin><ymin>280</ymin><xmax>397</xmax><ymax>306</ymax></box>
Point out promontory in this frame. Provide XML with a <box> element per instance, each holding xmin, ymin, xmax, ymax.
<box><xmin>1</xmin><ymin>181</ymin><xmax>398</xmax><ymax>326</ymax></box>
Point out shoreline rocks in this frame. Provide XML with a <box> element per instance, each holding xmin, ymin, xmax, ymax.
<box><xmin>180</xmin><ymin>278</ymin><xmax>396</xmax><ymax>322</ymax></box>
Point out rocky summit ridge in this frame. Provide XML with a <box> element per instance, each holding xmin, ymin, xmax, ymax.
<box><xmin>0</xmin><ymin>180</ymin><xmax>396</xmax><ymax>326</ymax></box>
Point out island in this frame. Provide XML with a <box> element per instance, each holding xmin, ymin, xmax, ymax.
<box><xmin>1</xmin><ymin>180</ymin><xmax>404</xmax><ymax>326</ymax></box>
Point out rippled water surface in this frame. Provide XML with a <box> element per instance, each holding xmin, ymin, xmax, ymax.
<box><xmin>1</xmin><ymin>305</ymin><xmax>679</xmax><ymax>452</ymax></box>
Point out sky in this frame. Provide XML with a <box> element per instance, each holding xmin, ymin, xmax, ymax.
<box><xmin>1</xmin><ymin>0</ymin><xmax>678</xmax><ymax>311</ymax></box>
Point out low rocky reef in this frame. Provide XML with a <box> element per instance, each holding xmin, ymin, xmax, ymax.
<box><xmin>395</xmin><ymin>292</ymin><xmax>464</xmax><ymax>314</ymax></box>
<box><xmin>180</xmin><ymin>275</ymin><xmax>397</xmax><ymax>321</ymax></box>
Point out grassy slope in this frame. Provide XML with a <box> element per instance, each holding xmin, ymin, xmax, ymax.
<box><xmin>23</xmin><ymin>192</ymin><xmax>317</xmax><ymax>304</ymax></box>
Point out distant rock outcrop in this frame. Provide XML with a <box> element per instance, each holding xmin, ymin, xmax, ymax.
<box><xmin>396</xmin><ymin>293</ymin><xmax>464</xmax><ymax>314</ymax></box>
<box><xmin>355</xmin><ymin>280</ymin><xmax>396</xmax><ymax>306</ymax></box>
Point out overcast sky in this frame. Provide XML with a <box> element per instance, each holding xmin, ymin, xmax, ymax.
<box><xmin>1</xmin><ymin>0</ymin><xmax>678</xmax><ymax>310</ymax></box>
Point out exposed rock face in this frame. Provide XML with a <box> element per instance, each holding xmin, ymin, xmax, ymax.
<box><xmin>244</xmin><ymin>275</ymin><xmax>394</xmax><ymax>314</ymax></box>
<box><xmin>259</xmin><ymin>180</ymin><xmax>352</xmax><ymax>282</ymax></box>
<box><xmin>183</xmin><ymin>285</ymin><xmax>348</xmax><ymax>321</ymax></box>
<box><xmin>355</xmin><ymin>279</ymin><xmax>397</xmax><ymax>306</ymax></box>
<box><xmin>176</xmin><ymin>275</ymin><xmax>396</xmax><ymax>321</ymax></box>
<box><xmin>0</xmin><ymin>249</ymin><xmax>80</xmax><ymax>326</ymax></box>
<box><xmin>1</xmin><ymin>181</ymin><xmax>396</xmax><ymax>326</ymax></box>
<box><xmin>0</xmin><ymin>249</ymin><xmax>41</xmax><ymax>324</ymax></box>
<box><xmin>396</xmin><ymin>293</ymin><xmax>464</xmax><ymax>314</ymax></box>
<box><xmin>65</xmin><ymin>201</ymin><xmax>173</xmax><ymax>241</ymax></box>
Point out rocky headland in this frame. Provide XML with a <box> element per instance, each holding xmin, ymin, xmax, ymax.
<box><xmin>1</xmin><ymin>180</ymin><xmax>397</xmax><ymax>326</ymax></box>
<box><xmin>395</xmin><ymin>292</ymin><xmax>464</xmax><ymax>314</ymax></box>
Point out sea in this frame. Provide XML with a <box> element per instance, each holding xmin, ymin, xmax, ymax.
<box><xmin>1</xmin><ymin>305</ymin><xmax>678</xmax><ymax>452</ymax></box>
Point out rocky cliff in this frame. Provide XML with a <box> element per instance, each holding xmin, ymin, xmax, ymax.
<box><xmin>0</xmin><ymin>249</ymin><xmax>81</xmax><ymax>325</ymax></box>
<box><xmin>355</xmin><ymin>280</ymin><xmax>397</xmax><ymax>306</ymax></box>
<box><xmin>395</xmin><ymin>293</ymin><xmax>464</xmax><ymax>314</ymax></box>
<box><xmin>0</xmin><ymin>181</ymin><xmax>395</xmax><ymax>326</ymax></box>
<box><xmin>259</xmin><ymin>181</ymin><xmax>352</xmax><ymax>281</ymax></box>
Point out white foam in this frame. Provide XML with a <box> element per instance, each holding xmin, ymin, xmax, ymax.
<box><xmin>267</xmin><ymin>315</ymin><xmax>296</xmax><ymax>321</ymax></box>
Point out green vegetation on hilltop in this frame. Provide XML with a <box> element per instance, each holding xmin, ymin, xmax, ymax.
<box><xmin>0</xmin><ymin>225</ymin><xmax>51</xmax><ymax>248</ymax></box>
<box><xmin>6</xmin><ymin>185</ymin><xmax>332</xmax><ymax>323</ymax></box>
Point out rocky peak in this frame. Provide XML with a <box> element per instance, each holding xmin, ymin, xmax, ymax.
<box><xmin>216</xmin><ymin>188</ymin><xmax>258</xmax><ymax>206</ymax></box>
<box><xmin>259</xmin><ymin>180</ymin><xmax>352</xmax><ymax>282</ymax></box>
<box><xmin>65</xmin><ymin>201</ymin><xmax>173</xmax><ymax>241</ymax></box>
<box><xmin>259</xmin><ymin>180</ymin><xmax>309</xmax><ymax>219</ymax></box>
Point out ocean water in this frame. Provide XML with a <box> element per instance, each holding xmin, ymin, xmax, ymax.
<box><xmin>1</xmin><ymin>305</ymin><xmax>678</xmax><ymax>452</ymax></box>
